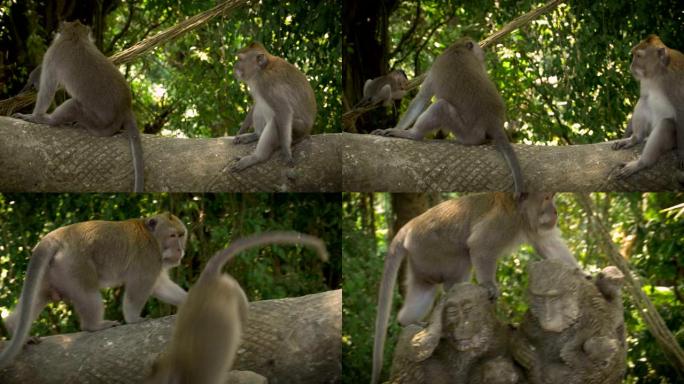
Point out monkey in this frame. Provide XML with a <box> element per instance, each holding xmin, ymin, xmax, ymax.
<box><xmin>20</xmin><ymin>65</ymin><xmax>42</xmax><ymax>94</ymax></box>
<box><xmin>354</xmin><ymin>70</ymin><xmax>409</xmax><ymax>108</ymax></box>
<box><xmin>613</xmin><ymin>35</ymin><xmax>684</xmax><ymax>178</ymax></box>
<box><xmin>146</xmin><ymin>231</ymin><xmax>329</xmax><ymax>384</ymax></box>
<box><xmin>371</xmin><ymin>37</ymin><xmax>524</xmax><ymax>194</ymax></box>
<box><xmin>371</xmin><ymin>192</ymin><xmax>581</xmax><ymax>384</ymax></box>
<box><xmin>12</xmin><ymin>21</ymin><xmax>144</xmax><ymax>192</ymax></box>
<box><xmin>231</xmin><ymin>42</ymin><xmax>317</xmax><ymax>172</ymax></box>
<box><xmin>0</xmin><ymin>212</ymin><xmax>188</xmax><ymax>369</ymax></box>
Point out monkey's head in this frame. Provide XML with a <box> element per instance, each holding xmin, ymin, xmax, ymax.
<box><xmin>234</xmin><ymin>42</ymin><xmax>270</xmax><ymax>82</ymax></box>
<box><xmin>145</xmin><ymin>212</ymin><xmax>187</xmax><ymax>267</ymax></box>
<box><xmin>57</xmin><ymin>20</ymin><xmax>93</xmax><ymax>42</ymax></box>
<box><xmin>630</xmin><ymin>36</ymin><xmax>670</xmax><ymax>80</ymax></box>
<box><xmin>447</xmin><ymin>37</ymin><xmax>486</xmax><ymax>68</ymax></box>
<box><xmin>390</xmin><ymin>69</ymin><xmax>409</xmax><ymax>88</ymax></box>
<box><xmin>520</xmin><ymin>192</ymin><xmax>557</xmax><ymax>232</ymax></box>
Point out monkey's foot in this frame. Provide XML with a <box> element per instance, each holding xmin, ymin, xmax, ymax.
<box><xmin>480</xmin><ymin>282</ymin><xmax>500</xmax><ymax>300</ymax></box>
<box><xmin>371</xmin><ymin>128</ymin><xmax>394</xmax><ymax>136</ymax></box>
<box><xmin>27</xmin><ymin>336</ymin><xmax>42</xmax><ymax>344</ymax></box>
<box><xmin>84</xmin><ymin>320</ymin><xmax>121</xmax><ymax>331</ymax></box>
<box><xmin>611</xmin><ymin>139</ymin><xmax>633</xmax><ymax>150</ymax></box>
<box><xmin>12</xmin><ymin>112</ymin><xmax>35</xmax><ymax>122</ymax></box>
<box><xmin>230</xmin><ymin>156</ymin><xmax>256</xmax><ymax>172</ymax></box>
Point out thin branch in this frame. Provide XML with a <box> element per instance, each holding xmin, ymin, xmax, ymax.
<box><xmin>388</xmin><ymin>1</ymin><xmax>422</xmax><ymax>58</ymax></box>
<box><xmin>106</xmin><ymin>1</ymin><xmax>136</xmax><ymax>54</ymax></box>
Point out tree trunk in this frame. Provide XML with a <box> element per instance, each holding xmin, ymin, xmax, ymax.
<box><xmin>0</xmin><ymin>289</ymin><xmax>342</xmax><ymax>384</ymax></box>
<box><xmin>0</xmin><ymin>117</ymin><xmax>341</xmax><ymax>192</ymax></box>
<box><xmin>341</xmin><ymin>133</ymin><xmax>684</xmax><ymax>191</ymax></box>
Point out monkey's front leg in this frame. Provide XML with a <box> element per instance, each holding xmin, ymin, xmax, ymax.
<box><xmin>615</xmin><ymin>119</ymin><xmax>675</xmax><ymax>178</ymax></box>
<box><xmin>152</xmin><ymin>273</ymin><xmax>187</xmax><ymax>306</ymax></box>
<box><xmin>230</xmin><ymin>121</ymin><xmax>279</xmax><ymax>172</ymax></box>
<box><xmin>234</xmin><ymin>107</ymin><xmax>257</xmax><ymax>144</ymax></box>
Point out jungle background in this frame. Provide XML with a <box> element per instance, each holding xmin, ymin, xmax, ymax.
<box><xmin>0</xmin><ymin>0</ymin><xmax>341</xmax><ymax>135</ymax></box>
<box><xmin>0</xmin><ymin>193</ymin><xmax>341</xmax><ymax>340</ymax></box>
<box><xmin>342</xmin><ymin>192</ymin><xmax>684</xmax><ymax>383</ymax></box>
<box><xmin>343</xmin><ymin>0</ymin><xmax>684</xmax><ymax>139</ymax></box>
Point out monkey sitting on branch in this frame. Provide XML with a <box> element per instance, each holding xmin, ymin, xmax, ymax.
<box><xmin>231</xmin><ymin>42</ymin><xmax>318</xmax><ymax>172</ymax></box>
<box><xmin>0</xmin><ymin>212</ymin><xmax>188</xmax><ymax>369</ymax></box>
<box><xmin>371</xmin><ymin>192</ymin><xmax>582</xmax><ymax>384</ymax></box>
<box><xmin>612</xmin><ymin>35</ymin><xmax>684</xmax><ymax>178</ymax></box>
<box><xmin>371</xmin><ymin>37</ymin><xmax>524</xmax><ymax>195</ymax></box>
<box><xmin>13</xmin><ymin>21</ymin><xmax>145</xmax><ymax>192</ymax></box>
<box><xmin>146</xmin><ymin>231</ymin><xmax>329</xmax><ymax>384</ymax></box>
<box><xmin>354</xmin><ymin>70</ymin><xmax>409</xmax><ymax>108</ymax></box>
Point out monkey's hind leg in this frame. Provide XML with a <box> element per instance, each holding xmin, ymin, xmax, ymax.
<box><xmin>397</xmin><ymin>272</ymin><xmax>438</xmax><ymax>326</ymax></box>
<box><xmin>57</xmin><ymin>272</ymin><xmax>119</xmax><ymax>331</ymax></box>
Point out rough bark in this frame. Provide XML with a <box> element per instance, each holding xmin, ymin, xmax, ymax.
<box><xmin>341</xmin><ymin>133</ymin><xmax>684</xmax><ymax>191</ymax></box>
<box><xmin>0</xmin><ymin>117</ymin><xmax>342</xmax><ymax>192</ymax></box>
<box><xmin>0</xmin><ymin>289</ymin><xmax>342</xmax><ymax>384</ymax></box>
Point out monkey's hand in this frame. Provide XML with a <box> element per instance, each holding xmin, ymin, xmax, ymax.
<box><xmin>371</xmin><ymin>128</ymin><xmax>397</xmax><ymax>136</ymax></box>
<box><xmin>233</xmin><ymin>132</ymin><xmax>259</xmax><ymax>145</ymax></box>
<box><xmin>611</xmin><ymin>138</ymin><xmax>635</xmax><ymax>150</ymax></box>
<box><xmin>12</xmin><ymin>112</ymin><xmax>39</xmax><ymax>123</ymax></box>
<box><xmin>480</xmin><ymin>281</ymin><xmax>500</xmax><ymax>300</ymax></box>
<box><xmin>614</xmin><ymin>161</ymin><xmax>641</xmax><ymax>179</ymax></box>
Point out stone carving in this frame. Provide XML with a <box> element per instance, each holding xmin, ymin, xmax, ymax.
<box><xmin>386</xmin><ymin>260</ymin><xmax>625</xmax><ymax>384</ymax></box>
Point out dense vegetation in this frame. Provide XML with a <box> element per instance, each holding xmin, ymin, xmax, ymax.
<box><xmin>0</xmin><ymin>193</ymin><xmax>341</xmax><ymax>338</ymax></box>
<box><xmin>343</xmin><ymin>192</ymin><xmax>684</xmax><ymax>383</ymax></box>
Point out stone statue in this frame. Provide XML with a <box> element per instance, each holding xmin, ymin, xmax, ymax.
<box><xmin>388</xmin><ymin>283</ymin><xmax>522</xmax><ymax>384</ymax></box>
<box><xmin>511</xmin><ymin>260</ymin><xmax>626</xmax><ymax>384</ymax></box>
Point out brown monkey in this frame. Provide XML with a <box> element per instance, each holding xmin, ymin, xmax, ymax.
<box><xmin>231</xmin><ymin>42</ymin><xmax>317</xmax><ymax>171</ymax></box>
<box><xmin>371</xmin><ymin>38</ymin><xmax>524</xmax><ymax>194</ymax></box>
<box><xmin>146</xmin><ymin>231</ymin><xmax>328</xmax><ymax>384</ymax></box>
<box><xmin>13</xmin><ymin>21</ymin><xmax>144</xmax><ymax>192</ymax></box>
<box><xmin>0</xmin><ymin>213</ymin><xmax>187</xmax><ymax>369</ymax></box>
<box><xmin>371</xmin><ymin>192</ymin><xmax>581</xmax><ymax>384</ymax></box>
<box><xmin>354</xmin><ymin>70</ymin><xmax>409</xmax><ymax>108</ymax></box>
<box><xmin>613</xmin><ymin>35</ymin><xmax>684</xmax><ymax>177</ymax></box>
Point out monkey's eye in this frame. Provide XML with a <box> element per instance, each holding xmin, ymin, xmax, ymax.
<box><xmin>170</xmin><ymin>233</ymin><xmax>177</xmax><ymax>238</ymax></box>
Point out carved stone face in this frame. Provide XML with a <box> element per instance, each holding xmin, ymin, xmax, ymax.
<box><xmin>529</xmin><ymin>289</ymin><xmax>579</xmax><ymax>332</ymax></box>
<box><xmin>443</xmin><ymin>286</ymin><xmax>492</xmax><ymax>351</ymax></box>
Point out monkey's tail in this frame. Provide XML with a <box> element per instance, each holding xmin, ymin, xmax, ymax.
<box><xmin>202</xmin><ymin>231</ymin><xmax>328</xmax><ymax>280</ymax></box>
<box><xmin>124</xmin><ymin>111</ymin><xmax>144</xmax><ymax>193</ymax></box>
<box><xmin>371</xmin><ymin>229</ymin><xmax>407</xmax><ymax>384</ymax></box>
<box><xmin>0</xmin><ymin>237</ymin><xmax>59</xmax><ymax>369</ymax></box>
<box><xmin>492</xmin><ymin>130</ymin><xmax>524</xmax><ymax>195</ymax></box>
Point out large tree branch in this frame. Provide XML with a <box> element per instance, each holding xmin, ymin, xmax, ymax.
<box><xmin>0</xmin><ymin>117</ymin><xmax>341</xmax><ymax>192</ymax></box>
<box><xmin>341</xmin><ymin>133</ymin><xmax>684</xmax><ymax>191</ymax></box>
<box><xmin>0</xmin><ymin>290</ymin><xmax>341</xmax><ymax>384</ymax></box>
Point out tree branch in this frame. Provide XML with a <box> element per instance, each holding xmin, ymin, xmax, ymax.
<box><xmin>341</xmin><ymin>133</ymin><xmax>684</xmax><ymax>191</ymax></box>
<box><xmin>0</xmin><ymin>290</ymin><xmax>342</xmax><ymax>384</ymax></box>
<box><xmin>0</xmin><ymin>117</ymin><xmax>341</xmax><ymax>192</ymax></box>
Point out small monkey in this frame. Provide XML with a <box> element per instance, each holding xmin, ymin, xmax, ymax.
<box><xmin>613</xmin><ymin>35</ymin><xmax>684</xmax><ymax>178</ymax></box>
<box><xmin>13</xmin><ymin>21</ymin><xmax>144</xmax><ymax>192</ymax></box>
<box><xmin>354</xmin><ymin>70</ymin><xmax>409</xmax><ymax>108</ymax></box>
<box><xmin>0</xmin><ymin>213</ymin><xmax>188</xmax><ymax>369</ymax></box>
<box><xmin>371</xmin><ymin>37</ymin><xmax>524</xmax><ymax>194</ymax></box>
<box><xmin>371</xmin><ymin>192</ymin><xmax>580</xmax><ymax>384</ymax></box>
<box><xmin>231</xmin><ymin>42</ymin><xmax>317</xmax><ymax>172</ymax></box>
<box><xmin>146</xmin><ymin>231</ymin><xmax>329</xmax><ymax>384</ymax></box>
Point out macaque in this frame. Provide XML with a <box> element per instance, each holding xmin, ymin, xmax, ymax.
<box><xmin>13</xmin><ymin>21</ymin><xmax>144</xmax><ymax>192</ymax></box>
<box><xmin>0</xmin><ymin>213</ymin><xmax>187</xmax><ymax>369</ymax></box>
<box><xmin>231</xmin><ymin>42</ymin><xmax>317</xmax><ymax>172</ymax></box>
<box><xmin>371</xmin><ymin>38</ymin><xmax>523</xmax><ymax>194</ymax></box>
<box><xmin>371</xmin><ymin>192</ymin><xmax>581</xmax><ymax>384</ymax></box>
<box><xmin>354</xmin><ymin>70</ymin><xmax>409</xmax><ymax>108</ymax></box>
<box><xmin>146</xmin><ymin>231</ymin><xmax>328</xmax><ymax>384</ymax></box>
<box><xmin>20</xmin><ymin>65</ymin><xmax>42</xmax><ymax>94</ymax></box>
<box><xmin>613</xmin><ymin>35</ymin><xmax>684</xmax><ymax>178</ymax></box>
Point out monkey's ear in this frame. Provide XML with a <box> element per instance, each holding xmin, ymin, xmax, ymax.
<box><xmin>256</xmin><ymin>53</ymin><xmax>268</xmax><ymax>68</ymax></box>
<box><xmin>466</xmin><ymin>41</ymin><xmax>474</xmax><ymax>50</ymax></box>
<box><xmin>658</xmin><ymin>48</ymin><xmax>670</xmax><ymax>66</ymax></box>
<box><xmin>146</xmin><ymin>218</ymin><xmax>158</xmax><ymax>231</ymax></box>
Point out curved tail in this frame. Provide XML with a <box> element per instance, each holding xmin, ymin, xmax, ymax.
<box><xmin>202</xmin><ymin>231</ymin><xmax>329</xmax><ymax>280</ymax></box>
<box><xmin>371</xmin><ymin>230</ymin><xmax>407</xmax><ymax>384</ymax></box>
<box><xmin>492</xmin><ymin>130</ymin><xmax>524</xmax><ymax>195</ymax></box>
<box><xmin>124</xmin><ymin>111</ymin><xmax>144</xmax><ymax>193</ymax></box>
<box><xmin>0</xmin><ymin>237</ymin><xmax>59</xmax><ymax>369</ymax></box>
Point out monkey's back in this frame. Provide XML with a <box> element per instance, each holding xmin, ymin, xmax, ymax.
<box><xmin>430</xmin><ymin>46</ymin><xmax>505</xmax><ymax>128</ymax></box>
<box><xmin>45</xmin><ymin>35</ymin><xmax>132</xmax><ymax>125</ymax></box>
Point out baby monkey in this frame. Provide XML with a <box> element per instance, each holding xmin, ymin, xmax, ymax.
<box><xmin>371</xmin><ymin>37</ymin><xmax>524</xmax><ymax>194</ymax></box>
<box><xmin>354</xmin><ymin>70</ymin><xmax>409</xmax><ymax>108</ymax></box>
<box><xmin>13</xmin><ymin>21</ymin><xmax>144</xmax><ymax>192</ymax></box>
<box><xmin>231</xmin><ymin>42</ymin><xmax>317</xmax><ymax>172</ymax></box>
<box><xmin>0</xmin><ymin>213</ymin><xmax>188</xmax><ymax>369</ymax></box>
<box><xmin>371</xmin><ymin>192</ymin><xmax>581</xmax><ymax>384</ymax></box>
<box><xmin>613</xmin><ymin>35</ymin><xmax>684</xmax><ymax>177</ymax></box>
<box><xmin>146</xmin><ymin>231</ymin><xmax>329</xmax><ymax>384</ymax></box>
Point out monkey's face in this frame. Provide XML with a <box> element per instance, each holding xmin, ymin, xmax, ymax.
<box><xmin>530</xmin><ymin>292</ymin><xmax>579</xmax><ymax>332</ymax></box>
<box><xmin>631</xmin><ymin>46</ymin><xmax>668</xmax><ymax>80</ymax></box>
<box><xmin>146</xmin><ymin>213</ymin><xmax>187</xmax><ymax>267</ymax></box>
<box><xmin>234</xmin><ymin>47</ymin><xmax>269</xmax><ymax>83</ymax></box>
<box><xmin>58</xmin><ymin>20</ymin><xmax>92</xmax><ymax>41</ymax></box>
<box><xmin>390</xmin><ymin>70</ymin><xmax>408</xmax><ymax>88</ymax></box>
<box><xmin>522</xmin><ymin>193</ymin><xmax>557</xmax><ymax>231</ymax></box>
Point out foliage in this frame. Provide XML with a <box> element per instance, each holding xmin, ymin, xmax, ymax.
<box><xmin>342</xmin><ymin>192</ymin><xmax>684</xmax><ymax>383</ymax></box>
<box><xmin>0</xmin><ymin>193</ymin><xmax>341</xmax><ymax>339</ymax></box>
